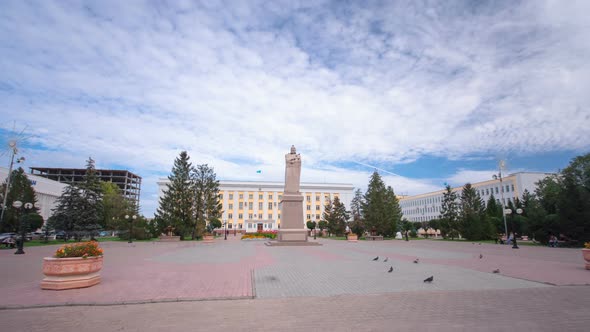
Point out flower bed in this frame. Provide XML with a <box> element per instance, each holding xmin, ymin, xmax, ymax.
<box><xmin>54</xmin><ymin>241</ymin><xmax>103</xmax><ymax>258</ymax></box>
<box><xmin>241</xmin><ymin>231</ymin><xmax>277</xmax><ymax>240</ymax></box>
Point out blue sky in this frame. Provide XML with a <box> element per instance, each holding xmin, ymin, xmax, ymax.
<box><xmin>1</xmin><ymin>0</ymin><xmax>588</xmax><ymax>216</ymax></box>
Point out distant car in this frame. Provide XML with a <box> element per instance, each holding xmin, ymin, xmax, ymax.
<box><xmin>0</xmin><ymin>233</ymin><xmax>17</xmax><ymax>241</ymax></box>
<box><xmin>99</xmin><ymin>231</ymin><xmax>109</xmax><ymax>237</ymax></box>
<box><xmin>55</xmin><ymin>231</ymin><xmax>67</xmax><ymax>240</ymax></box>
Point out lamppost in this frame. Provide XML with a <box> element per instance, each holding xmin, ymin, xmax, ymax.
<box><xmin>224</xmin><ymin>219</ymin><xmax>227</xmax><ymax>240</ymax></box>
<box><xmin>505</xmin><ymin>208</ymin><xmax>522</xmax><ymax>249</ymax></box>
<box><xmin>125</xmin><ymin>214</ymin><xmax>137</xmax><ymax>243</ymax></box>
<box><xmin>13</xmin><ymin>200</ymin><xmax>37</xmax><ymax>255</ymax></box>
<box><xmin>492</xmin><ymin>160</ymin><xmax>509</xmax><ymax>243</ymax></box>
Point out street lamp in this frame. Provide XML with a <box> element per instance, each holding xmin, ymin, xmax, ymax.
<box><xmin>13</xmin><ymin>200</ymin><xmax>37</xmax><ymax>255</ymax></box>
<box><xmin>125</xmin><ymin>214</ymin><xmax>137</xmax><ymax>243</ymax></box>
<box><xmin>492</xmin><ymin>160</ymin><xmax>509</xmax><ymax>243</ymax></box>
<box><xmin>224</xmin><ymin>219</ymin><xmax>227</xmax><ymax>240</ymax></box>
<box><xmin>1</xmin><ymin>139</ymin><xmax>25</xmax><ymax>226</ymax></box>
<box><xmin>505</xmin><ymin>208</ymin><xmax>522</xmax><ymax>249</ymax></box>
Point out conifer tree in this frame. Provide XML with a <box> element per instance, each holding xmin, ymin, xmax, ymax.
<box><xmin>384</xmin><ymin>186</ymin><xmax>402</xmax><ymax>237</ymax></box>
<box><xmin>362</xmin><ymin>171</ymin><xmax>388</xmax><ymax>235</ymax></box>
<box><xmin>440</xmin><ymin>184</ymin><xmax>460</xmax><ymax>239</ymax></box>
<box><xmin>0</xmin><ymin>167</ymin><xmax>39</xmax><ymax>233</ymax></box>
<box><xmin>192</xmin><ymin>164</ymin><xmax>221</xmax><ymax>239</ymax></box>
<box><xmin>459</xmin><ymin>183</ymin><xmax>487</xmax><ymax>240</ymax></box>
<box><xmin>324</xmin><ymin>196</ymin><xmax>349</xmax><ymax>236</ymax></box>
<box><xmin>76</xmin><ymin>157</ymin><xmax>104</xmax><ymax>237</ymax></box>
<box><xmin>155</xmin><ymin>151</ymin><xmax>195</xmax><ymax>238</ymax></box>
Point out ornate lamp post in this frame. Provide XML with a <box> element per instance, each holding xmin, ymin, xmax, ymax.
<box><xmin>0</xmin><ymin>139</ymin><xmax>25</xmax><ymax>226</ymax></box>
<box><xmin>505</xmin><ymin>208</ymin><xmax>522</xmax><ymax>249</ymax></box>
<box><xmin>224</xmin><ymin>219</ymin><xmax>227</xmax><ymax>240</ymax></box>
<box><xmin>13</xmin><ymin>200</ymin><xmax>37</xmax><ymax>255</ymax></box>
<box><xmin>125</xmin><ymin>214</ymin><xmax>137</xmax><ymax>243</ymax></box>
<box><xmin>493</xmin><ymin>160</ymin><xmax>509</xmax><ymax>243</ymax></box>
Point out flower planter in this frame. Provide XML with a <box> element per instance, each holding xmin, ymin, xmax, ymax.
<box><xmin>203</xmin><ymin>235</ymin><xmax>215</xmax><ymax>244</ymax></box>
<box><xmin>41</xmin><ymin>256</ymin><xmax>103</xmax><ymax>290</ymax></box>
<box><xmin>347</xmin><ymin>234</ymin><xmax>358</xmax><ymax>242</ymax></box>
<box><xmin>582</xmin><ymin>249</ymin><xmax>590</xmax><ymax>270</ymax></box>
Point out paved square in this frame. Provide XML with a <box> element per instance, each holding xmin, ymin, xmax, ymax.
<box><xmin>0</xmin><ymin>237</ymin><xmax>588</xmax><ymax>331</ymax></box>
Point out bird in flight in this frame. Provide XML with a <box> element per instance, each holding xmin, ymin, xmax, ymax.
<box><xmin>493</xmin><ymin>269</ymin><xmax>500</xmax><ymax>274</ymax></box>
<box><xmin>373</xmin><ymin>256</ymin><xmax>379</xmax><ymax>261</ymax></box>
<box><xmin>388</xmin><ymin>266</ymin><xmax>393</xmax><ymax>273</ymax></box>
<box><xmin>424</xmin><ymin>276</ymin><xmax>434</xmax><ymax>283</ymax></box>
<box><xmin>384</xmin><ymin>257</ymin><xmax>388</xmax><ymax>262</ymax></box>
<box><xmin>413</xmin><ymin>258</ymin><xmax>419</xmax><ymax>264</ymax></box>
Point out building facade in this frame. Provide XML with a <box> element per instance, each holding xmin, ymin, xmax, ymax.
<box><xmin>1</xmin><ymin>167</ymin><xmax>67</xmax><ymax>222</ymax></box>
<box><xmin>157</xmin><ymin>180</ymin><xmax>354</xmax><ymax>233</ymax></box>
<box><xmin>399</xmin><ymin>172</ymin><xmax>552</xmax><ymax>222</ymax></box>
<box><xmin>30</xmin><ymin>167</ymin><xmax>141</xmax><ymax>206</ymax></box>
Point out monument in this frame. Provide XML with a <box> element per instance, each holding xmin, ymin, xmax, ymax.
<box><xmin>268</xmin><ymin>145</ymin><xmax>320</xmax><ymax>246</ymax></box>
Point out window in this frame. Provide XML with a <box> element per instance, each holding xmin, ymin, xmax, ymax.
<box><xmin>239</xmin><ymin>193</ymin><xmax>243</xmax><ymax>199</ymax></box>
<box><xmin>269</xmin><ymin>194</ymin><xmax>273</xmax><ymax>199</ymax></box>
<box><xmin>316</xmin><ymin>214</ymin><xmax>320</xmax><ymax>220</ymax></box>
<box><xmin>278</xmin><ymin>214</ymin><xmax>281</xmax><ymax>219</ymax></box>
<box><xmin>229</xmin><ymin>194</ymin><xmax>233</xmax><ymax>200</ymax></box>
<box><xmin>506</xmin><ymin>185</ymin><xmax>510</xmax><ymax>192</ymax></box>
<box><xmin>306</xmin><ymin>196</ymin><xmax>311</xmax><ymax>202</ymax></box>
<box><xmin>307</xmin><ymin>205</ymin><xmax>311</xmax><ymax>210</ymax></box>
<box><xmin>307</xmin><ymin>214</ymin><xmax>311</xmax><ymax>220</ymax></box>
<box><xmin>238</xmin><ymin>213</ymin><xmax>243</xmax><ymax>219</ymax></box>
<box><xmin>228</xmin><ymin>204</ymin><xmax>233</xmax><ymax>210</ymax></box>
<box><xmin>228</xmin><ymin>223</ymin><xmax>232</xmax><ymax>229</ymax></box>
<box><xmin>219</xmin><ymin>194</ymin><xmax>223</xmax><ymax>199</ymax></box>
<box><xmin>268</xmin><ymin>214</ymin><xmax>272</xmax><ymax>219</ymax></box>
<box><xmin>268</xmin><ymin>202</ymin><xmax>273</xmax><ymax>209</ymax></box>
<box><xmin>249</xmin><ymin>194</ymin><xmax>253</xmax><ymax>199</ymax></box>
<box><xmin>259</xmin><ymin>202</ymin><xmax>263</xmax><ymax>209</ymax></box>
<box><xmin>248</xmin><ymin>223</ymin><xmax>252</xmax><ymax>229</ymax></box>
<box><xmin>316</xmin><ymin>205</ymin><xmax>320</xmax><ymax>210</ymax></box>
<box><xmin>278</xmin><ymin>195</ymin><xmax>282</xmax><ymax>200</ymax></box>
<box><xmin>258</xmin><ymin>213</ymin><xmax>262</xmax><ymax>219</ymax></box>
<box><xmin>239</xmin><ymin>223</ymin><xmax>242</xmax><ymax>229</ymax></box>
<box><xmin>239</xmin><ymin>202</ymin><xmax>243</xmax><ymax>209</ymax></box>
<box><xmin>511</xmin><ymin>184</ymin><xmax>515</xmax><ymax>191</ymax></box>
<box><xmin>486</xmin><ymin>188</ymin><xmax>489</xmax><ymax>195</ymax></box>
<box><xmin>228</xmin><ymin>213</ymin><xmax>233</xmax><ymax>219</ymax></box>
<box><xmin>248</xmin><ymin>213</ymin><xmax>253</xmax><ymax>219</ymax></box>
<box><xmin>248</xmin><ymin>202</ymin><xmax>253</xmax><ymax>209</ymax></box>
<box><xmin>316</xmin><ymin>195</ymin><xmax>320</xmax><ymax>201</ymax></box>
<box><xmin>259</xmin><ymin>194</ymin><xmax>263</xmax><ymax>199</ymax></box>
<box><xmin>495</xmin><ymin>187</ymin><xmax>499</xmax><ymax>194</ymax></box>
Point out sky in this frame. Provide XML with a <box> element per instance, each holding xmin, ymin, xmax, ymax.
<box><xmin>1</xmin><ymin>0</ymin><xmax>589</xmax><ymax>216</ymax></box>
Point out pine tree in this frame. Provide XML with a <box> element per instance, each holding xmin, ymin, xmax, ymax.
<box><xmin>362</xmin><ymin>171</ymin><xmax>388</xmax><ymax>235</ymax></box>
<box><xmin>47</xmin><ymin>184</ymin><xmax>83</xmax><ymax>239</ymax></box>
<box><xmin>75</xmin><ymin>157</ymin><xmax>104</xmax><ymax>238</ymax></box>
<box><xmin>440</xmin><ymin>184</ymin><xmax>460</xmax><ymax>239</ymax></box>
<box><xmin>349</xmin><ymin>188</ymin><xmax>365</xmax><ymax>237</ymax></box>
<box><xmin>322</xmin><ymin>198</ymin><xmax>335</xmax><ymax>236</ymax></box>
<box><xmin>459</xmin><ymin>183</ymin><xmax>487</xmax><ymax>240</ymax></box>
<box><xmin>383</xmin><ymin>186</ymin><xmax>402</xmax><ymax>237</ymax></box>
<box><xmin>192</xmin><ymin>164</ymin><xmax>221</xmax><ymax>239</ymax></box>
<box><xmin>155</xmin><ymin>151</ymin><xmax>195</xmax><ymax>238</ymax></box>
<box><xmin>324</xmin><ymin>196</ymin><xmax>349</xmax><ymax>236</ymax></box>
<box><xmin>485</xmin><ymin>193</ymin><xmax>504</xmax><ymax>236</ymax></box>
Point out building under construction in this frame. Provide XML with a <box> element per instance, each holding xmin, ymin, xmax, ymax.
<box><xmin>29</xmin><ymin>167</ymin><xmax>141</xmax><ymax>206</ymax></box>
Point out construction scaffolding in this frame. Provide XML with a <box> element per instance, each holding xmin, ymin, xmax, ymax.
<box><xmin>30</xmin><ymin>167</ymin><xmax>141</xmax><ymax>206</ymax></box>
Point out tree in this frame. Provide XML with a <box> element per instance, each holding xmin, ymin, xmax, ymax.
<box><xmin>306</xmin><ymin>220</ymin><xmax>317</xmax><ymax>239</ymax></box>
<box><xmin>323</xmin><ymin>196</ymin><xmax>349</xmax><ymax>236</ymax></box>
<box><xmin>0</xmin><ymin>167</ymin><xmax>39</xmax><ymax>233</ymax></box>
<box><xmin>459</xmin><ymin>183</ymin><xmax>488</xmax><ymax>240</ymax></box>
<box><xmin>362</xmin><ymin>171</ymin><xmax>395</xmax><ymax>236</ymax></box>
<box><xmin>350</xmin><ymin>188</ymin><xmax>364</xmax><ymax>222</ymax></box>
<box><xmin>75</xmin><ymin>157</ymin><xmax>104</xmax><ymax>239</ymax></box>
<box><xmin>192</xmin><ymin>164</ymin><xmax>222</xmax><ymax>240</ymax></box>
<box><xmin>383</xmin><ymin>186</ymin><xmax>402</xmax><ymax>237</ymax></box>
<box><xmin>440</xmin><ymin>184</ymin><xmax>460</xmax><ymax>239</ymax></box>
<box><xmin>101</xmin><ymin>182</ymin><xmax>130</xmax><ymax>231</ymax></box>
<box><xmin>485</xmin><ymin>193</ymin><xmax>504</xmax><ymax>235</ymax></box>
<box><xmin>48</xmin><ymin>184</ymin><xmax>83</xmax><ymax>241</ymax></box>
<box><xmin>155</xmin><ymin>151</ymin><xmax>195</xmax><ymax>238</ymax></box>
<box><xmin>401</xmin><ymin>219</ymin><xmax>411</xmax><ymax>241</ymax></box>
<box><xmin>558</xmin><ymin>153</ymin><xmax>590</xmax><ymax>244</ymax></box>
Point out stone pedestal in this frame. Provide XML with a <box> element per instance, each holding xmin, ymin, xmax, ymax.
<box><xmin>278</xmin><ymin>194</ymin><xmax>306</xmax><ymax>242</ymax></box>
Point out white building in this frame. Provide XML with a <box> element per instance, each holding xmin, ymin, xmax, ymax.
<box><xmin>0</xmin><ymin>167</ymin><xmax>67</xmax><ymax>223</ymax></box>
<box><xmin>157</xmin><ymin>180</ymin><xmax>354</xmax><ymax>233</ymax></box>
<box><xmin>399</xmin><ymin>172</ymin><xmax>553</xmax><ymax>222</ymax></box>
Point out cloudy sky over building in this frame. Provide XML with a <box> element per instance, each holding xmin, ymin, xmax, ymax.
<box><xmin>1</xmin><ymin>0</ymin><xmax>589</xmax><ymax>216</ymax></box>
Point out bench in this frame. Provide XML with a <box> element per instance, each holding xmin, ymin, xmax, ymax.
<box><xmin>365</xmin><ymin>235</ymin><xmax>383</xmax><ymax>241</ymax></box>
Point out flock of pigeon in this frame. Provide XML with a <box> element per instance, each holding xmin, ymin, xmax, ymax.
<box><xmin>372</xmin><ymin>253</ymin><xmax>501</xmax><ymax>282</ymax></box>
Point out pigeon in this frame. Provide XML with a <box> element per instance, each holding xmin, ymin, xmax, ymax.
<box><xmin>493</xmin><ymin>269</ymin><xmax>500</xmax><ymax>274</ymax></box>
<box><xmin>479</xmin><ymin>254</ymin><xmax>483</xmax><ymax>259</ymax></box>
<box><xmin>384</xmin><ymin>257</ymin><xmax>389</xmax><ymax>262</ymax></box>
<box><xmin>479</xmin><ymin>243</ymin><xmax>482</xmax><ymax>245</ymax></box>
<box><xmin>424</xmin><ymin>276</ymin><xmax>434</xmax><ymax>283</ymax></box>
<box><xmin>373</xmin><ymin>256</ymin><xmax>379</xmax><ymax>261</ymax></box>
<box><xmin>388</xmin><ymin>266</ymin><xmax>393</xmax><ymax>273</ymax></box>
<box><xmin>413</xmin><ymin>258</ymin><xmax>419</xmax><ymax>264</ymax></box>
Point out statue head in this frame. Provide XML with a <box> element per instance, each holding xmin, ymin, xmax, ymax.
<box><xmin>290</xmin><ymin>145</ymin><xmax>296</xmax><ymax>154</ymax></box>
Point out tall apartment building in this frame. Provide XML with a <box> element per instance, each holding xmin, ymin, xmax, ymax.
<box><xmin>157</xmin><ymin>180</ymin><xmax>354</xmax><ymax>233</ymax></box>
<box><xmin>399</xmin><ymin>172</ymin><xmax>552</xmax><ymax>222</ymax></box>
<box><xmin>30</xmin><ymin>167</ymin><xmax>142</xmax><ymax>206</ymax></box>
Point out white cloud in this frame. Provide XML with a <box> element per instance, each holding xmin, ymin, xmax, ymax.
<box><xmin>0</xmin><ymin>0</ymin><xmax>588</xmax><ymax>215</ymax></box>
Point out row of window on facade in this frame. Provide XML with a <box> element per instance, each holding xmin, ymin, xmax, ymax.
<box><xmin>401</xmin><ymin>183</ymin><xmax>516</xmax><ymax>209</ymax></box>
<box><xmin>402</xmin><ymin>196</ymin><xmax>516</xmax><ymax>216</ymax></box>
<box><xmin>219</xmin><ymin>193</ymin><xmax>283</xmax><ymax>200</ymax></box>
<box><xmin>228</xmin><ymin>213</ymin><xmax>281</xmax><ymax>220</ymax></box>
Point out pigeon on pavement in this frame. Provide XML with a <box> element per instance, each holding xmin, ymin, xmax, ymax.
<box><xmin>373</xmin><ymin>256</ymin><xmax>379</xmax><ymax>261</ymax></box>
<box><xmin>424</xmin><ymin>276</ymin><xmax>434</xmax><ymax>283</ymax></box>
<box><xmin>493</xmin><ymin>269</ymin><xmax>500</xmax><ymax>274</ymax></box>
<box><xmin>413</xmin><ymin>258</ymin><xmax>419</xmax><ymax>264</ymax></box>
<box><xmin>384</xmin><ymin>257</ymin><xmax>389</xmax><ymax>262</ymax></box>
<box><xmin>479</xmin><ymin>254</ymin><xmax>483</xmax><ymax>259</ymax></box>
<box><xmin>388</xmin><ymin>266</ymin><xmax>393</xmax><ymax>273</ymax></box>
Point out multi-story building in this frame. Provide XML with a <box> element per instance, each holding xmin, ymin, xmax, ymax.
<box><xmin>400</xmin><ymin>172</ymin><xmax>553</xmax><ymax>222</ymax></box>
<box><xmin>156</xmin><ymin>180</ymin><xmax>354</xmax><ymax>233</ymax></box>
<box><xmin>30</xmin><ymin>167</ymin><xmax>141</xmax><ymax>206</ymax></box>
<box><xmin>1</xmin><ymin>167</ymin><xmax>66</xmax><ymax>222</ymax></box>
